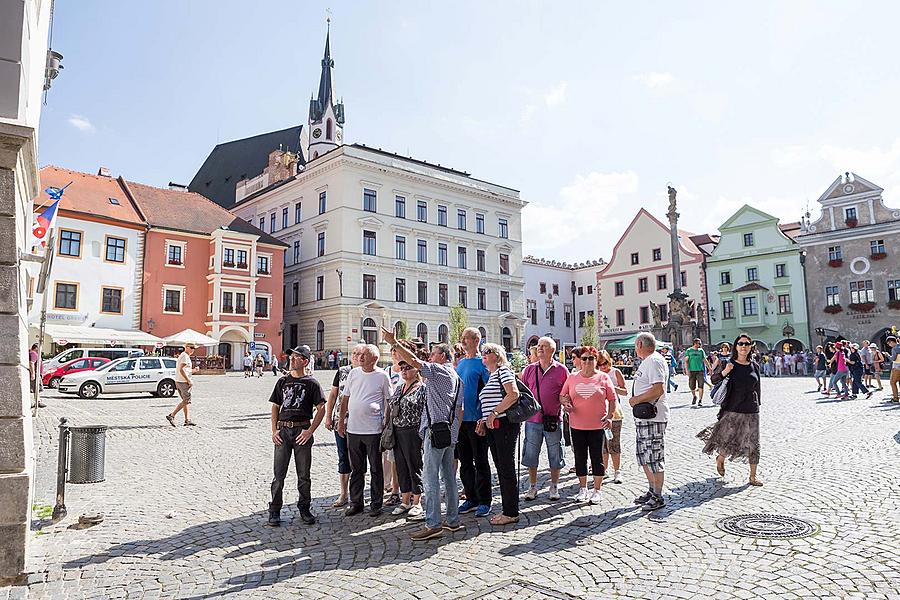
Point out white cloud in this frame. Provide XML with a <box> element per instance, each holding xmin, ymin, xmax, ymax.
<box><xmin>633</xmin><ymin>71</ymin><xmax>675</xmax><ymax>89</ymax></box>
<box><xmin>520</xmin><ymin>104</ymin><xmax>537</xmax><ymax>122</ymax></box>
<box><xmin>68</xmin><ymin>115</ymin><xmax>95</xmax><ymax>133</ymax></box>
<box><xmin>543</xmin><ymin>81</ymin><xmax>568</xmax><ymax>107</ymax></box>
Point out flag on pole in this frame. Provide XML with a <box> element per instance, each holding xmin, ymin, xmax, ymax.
<box><xmin>31</xmin><ymin>184</ymin><xmax>69</xmax><ymax>250</ymax></box>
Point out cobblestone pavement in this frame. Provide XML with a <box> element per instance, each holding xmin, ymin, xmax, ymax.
<box><xmin>8</xmin><ymin>372</ymin><xmax>900</xmax><ymax>599</ymax></box>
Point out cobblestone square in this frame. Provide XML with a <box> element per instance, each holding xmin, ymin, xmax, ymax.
<box><xmin>13</xmin><ymin>373</ymin><xmax>900</xmax><ymax>599</ymax></box>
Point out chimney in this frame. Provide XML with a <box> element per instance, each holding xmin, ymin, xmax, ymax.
<box><xmin>97</xmin><ymin>166</ymin><xmax>111</xmax><ymax>177</ymax></box>
<box><xmin>168</xmin><ymin>182</ymin><xmax>188</xmax><ymax>191</ymax></box>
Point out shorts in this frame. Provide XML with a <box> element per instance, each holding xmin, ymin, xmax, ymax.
<box><xmin>606</xmin><ymin>419</ymin><xmax>622</xmax><ymax>454</ymax></box>
<box><xmin>521</xmin><ymin>421</ymin><xmax>565</xmax><ymax>470</ymax></box>
<box><xmin>814</xmin><ymin>369</ymin><xmax>827</xmax><ymax>378</ymax></box>
<box><xmin>243</xmin><ymin>365</ymin><xmax>252</xmax><ymax>373</ymax></box>
<box><xmin>688</xmin><ymin>371</ymin><xmax>704</xmax><ymax>391</ymax></box>
<box><xmin>635</xmin><ymin>421</ymin><xmax>666</xmax><ymax>473</ymax></box>
<box><xmin>863</xmin><ymin>365</ymin><xmax>874</xmax><ymax>375</ymax></box>
<box><xmin>175</xmin><ymin>382</ymin><xmax>192</xmax><ymax>403</ymax></box>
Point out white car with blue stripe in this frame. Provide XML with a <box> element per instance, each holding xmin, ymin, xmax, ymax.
<box><xmin>57</xmin><ymin>356</ymin><xmax>179</xmax><ymax>399</ymax></box>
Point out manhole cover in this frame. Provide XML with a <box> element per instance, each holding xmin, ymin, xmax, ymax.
<box><xmin>716</xmin><ymin>513</ymin><xmax>819</xmax><ymax>539</ymax></box>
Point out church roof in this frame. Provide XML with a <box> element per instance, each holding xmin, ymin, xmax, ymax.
<box><xmin>309</xmin><ymin>26</ymin><xmax>344</xmax><ymax>124</ymax></box>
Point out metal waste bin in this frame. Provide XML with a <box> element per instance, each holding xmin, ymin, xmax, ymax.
<box><xmin>68</xmin><ymin>425</ymin><xmax>107</xmax><ymax>483</ymax></box>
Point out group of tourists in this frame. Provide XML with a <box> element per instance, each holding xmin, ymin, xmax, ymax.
<box><xmin>812</xmin><ymin>336</ymin><xmax>900</xmax><ymax>401</ymax></box>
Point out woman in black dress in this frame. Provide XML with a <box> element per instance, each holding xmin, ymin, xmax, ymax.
<box><xmin>701</xmin><ymin>333</ymin><xmax>763</xmax><ymax>486</ymax></box>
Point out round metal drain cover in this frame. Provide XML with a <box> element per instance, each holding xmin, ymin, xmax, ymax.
<box><xmin>716</xmin><ymin>513</ymin><xmax>818</xmax><ymax>539</ymax></box>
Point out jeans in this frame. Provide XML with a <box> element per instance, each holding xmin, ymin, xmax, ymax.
<box><xmin>487</xmin><ymin>417</ymin><xmax>521</xmax><ymax>518</ymax></box>
<box><xmin>521</xmin><ymin>421</ymin><xmax>565</xmax><ymax>469</ymax></box>
<box><xmin>850</xmin><ymin>369</ymin><xmax>869</xmax><ymax>395</ymax></box>
<box><xmin>457</xmin><ymin>421</ymin><xmax>492</xmax><ymax>506</ymax></box>
<box><xmin>270</xmin><ymin>425</ymin><xmax>313</xmax><ymax>512</ymax></box>
<box><xmin>829</xmin><ymin>371</ymin><xmax>849</xmax><ymax>395</ymax></box>
<box><xmin>667</xmin><ymin>369</ymin><xmax>677</xmax><ymax>392</ymax></box>
<box><xmin>334</xmin><ymin>430</ymin><xmax>351</xmax><ymax>475</ymax></box>
<box><xmin>422</xmin><ymin>433</ymin><xmax>459</xmax><ymax>529</ymax></box>
<box><xmin>347</xmin><ymin>432</ymin><xmax>384</xmax><ymax>510</ymax></box>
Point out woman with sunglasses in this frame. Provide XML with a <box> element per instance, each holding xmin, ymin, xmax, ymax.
<box><xmin>560</xmin><ymin>346</ymin><xmax>617</xmax><ymax>504</ymax></box>
<box><xmin>596</xmin><ymin>350</ymin><xmax>626</xmax><ymax>484</ymax></box>
<box><xmin>389</xmin><ymin>352</ymin><xmax>427</xmax><ymax>518</ymax></box>
<box><xmin>479</xmin><ymin>343</ymin><xmax>521</xmax><ymax>525</ymax></box>
<box><xmin>702</xmin><ymin>333</ymin><xmax>763</xmax><ymax>486</ymax></box>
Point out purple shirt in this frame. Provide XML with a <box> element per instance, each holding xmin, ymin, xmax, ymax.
<box><xmin>521</xmin><ymin>361</ymin><xmax>569</xmax><ymax>424</ymax></box>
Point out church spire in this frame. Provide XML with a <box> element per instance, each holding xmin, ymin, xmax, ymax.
<box><xmin>307</xmin><ymin>19</ymin><xmax>345</xmax><ymax>161</ymax></box>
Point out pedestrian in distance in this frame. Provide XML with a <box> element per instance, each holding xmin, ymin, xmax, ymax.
<box><xmin>166</xmin><ymin>343</ymin><xmax>200</xmax><ymax>427</ymax></box>
<box><xmin>700</xmin><ymin>334</ymin><xmax>763</xmax><ymax>486</ymax></box>
<box><xmin>597</xmin><ymin>349</ymin><xmax>627</xmax><ymax>484</ymax></box>
<box><xmin>870</xmin><ymin>342</ymin><xmax>885</xmax><ymax>391</ymax></box>
<box><xmin>324</xmin><ymin>346</ymin><xmax>362</xmax><ymax>508</ymax></box>
<box><xmin>455</xmin><ymin>327</ymin><xmax>493</xmax><ymax>518</ymax></box>
<box><xmin>813</xmin><ymin>345</ymin><xmax>828</xmax><ymax>392</ymax></box>
<box><xmin>660</xmin><ymin>346</ymin><xmax>678</xmax><ymax>393</ymax></box>
<box><xmin>242</xmin><ymin>351</ymin><xmax>253</xmax><ymax>378</ymax></box>
<box><xmin>684</xmin><ymin>338</ymin><xmax>711</xmax><ymax>406</ymax></box>
<box><xmin>254</xmin><ymin>353</ymin><xmax>265</xmax><ymax>378</ymax></box>
<box><xmin>846</xmin><ymin>343</ymin><xmax>873</xmax><ymax>399</ymax></box>
<box><xmin>886</xmin><ymin>336</ymin><xmax>900</xmax><ymax>403</ymax></box>
<box><xmin>266</xmin><ymin>345</ymin><xmax>326</xmax><ymax>527</ymax></box>
<box><xmin>629</xmin><ymin>332</ymin><xmax>670</xmax><ymax>511</ymax></box>
<box><xmin>826</xmin><ymin>342</ymin><xmax>850</xmax><ymax>399</ymax></box>
<box><xmin>709</xmin><ymin>342</ymin><xmax>732</xmax><ymax>399</ymax></box>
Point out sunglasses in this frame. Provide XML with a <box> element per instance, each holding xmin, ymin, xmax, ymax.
<box><xmin>399</xmin><ymin>364</ymin><xmax>415</xmax><ymax>371</ymax></box>
<box><xmin>736</xmin><ymin>341</ymin><xmax>753</xmax><ymax>347</ymax></box>
<box><xmin>581</xmin><ymin>355</ymin><xmax>597</xmax><ymax>361</ymax></box>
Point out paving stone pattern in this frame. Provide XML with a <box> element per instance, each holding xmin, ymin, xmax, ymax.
<box><xmin>10</xmin><ymin>373</ymin><xmax>900</xmax><ymax>599</ymax></box>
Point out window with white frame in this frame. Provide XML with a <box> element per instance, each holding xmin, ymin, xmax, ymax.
<box><xmin>167</xmin><ymin>243</ymin><xmax>183</xmax><ymax>266</ymax></box>
<box><xmin>163</xmin><ymin>287</ymin><xmax>183</xmax><ymax>313</ymax></box>
<box><xmin>498</xmin><ymin>218</ymin><xmax>508</xmax><ymax>239</ymax></box>
<box><xmin>257</xmin><ymin>255</ymin><xmax>270</xmax><ymax>275</ymax></box>
<box><xmin>315</xmin><ymin>277</ymin><xmax>323</xmax><ymax>301</ymax></box>
<box><xmin>417</xmin><ymin>239</ymin><xmax>427</xmax><ymax>263</ymax></box>
<box><xmin>871</xmin><ymin>239</ymin><xmax>886</xmax><ymax>255</ymax></box>
<box><xmin>395</xmin><ymin>195</ymin><xmax>406</xmax><ymax>219</ymax></box>
<box><xmin>363</xmin><ymin>188</ymin><xmax>377</xmax><ymax>212</ymax></box>
<box><xmin>849</xmin><ymin>280</ymin><xmax>874</xmax><ymax>304</ymax></box>
<box><xmin>825</xmin><ymin>285</ymin><xmax>840</xmax><ymax>306</ymax></box>
<box><xmin>255</xmin><ymin>296</ymin><xmax>269</xmax><ymax>318</ymax></box>
<box><xmin>363</xmin><ymin>230</ymin><xmax>376</xmax><ymax>256</ymax></box>
<box><xmin>775</xmin><ymin>263</ymin><xmax>787</xmax><ymax>278</ymax></box>
<box><xmin>828</xmin><ymin>246</ymin><xmax>842</xmax><ymax>261</ymax></box>
<box><xmin>395</xmin><ymin>236</ymin><xmax>406</xmax><ymax>260</ymax></box>
<box><xmin>778</xmin><ymin>294</ymin><xmax>792</xmax><ymax>314</ymax></box>
<box><xmin>743</xmin><ymin>232</ymin><xmax>754</xmax><ymax>247</ymax></box>
<box><xmin>722</xmin><ymin>300</ymin><xmax>734</xmax><ymax>319</ymax></box>
<box><xmin>741</xmin><ymin>296</ymin><xmax>758</xmax><ymax>316</ymax></box>
<box><xmin>237</xmin><ymin>250</ymin><xmax>247</xmax><ymax>268</ymax></box>
<box><xmin>888</xmin><ymin>279</ymin><xmax>900</xmax><ymax>301</ymax></box>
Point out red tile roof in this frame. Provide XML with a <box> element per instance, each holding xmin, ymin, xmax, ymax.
<box><xmin>38</xmin><ymin>166</ymin><xmax>145</xmax><ymax>227</ymax></box>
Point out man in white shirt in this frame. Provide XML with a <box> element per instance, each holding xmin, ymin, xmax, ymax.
<box><xmin>628</xmin><ymin>332</ymin><xmax>669</xmax><ymax>511</ymax></box>
<box><xmin>338</xmin><ymin>344</ymin><xmax>392</xmax><ymax>516</ymax></box>
<box><xmin>166</xmin><ymin>343</ymin><xmax>200</xmax><ymax>427</ymax></box>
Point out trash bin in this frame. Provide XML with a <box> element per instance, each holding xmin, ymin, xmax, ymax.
<box><xmin>68</xmin><ymin>425</ymin><xmax>107</xmax><ymax>484</ymax></box>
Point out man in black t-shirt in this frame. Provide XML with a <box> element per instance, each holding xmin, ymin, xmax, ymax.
<box><xmin>267</xmin><ymin>345</ymin><xmax>326</xmax><ymax>527</ymax></box>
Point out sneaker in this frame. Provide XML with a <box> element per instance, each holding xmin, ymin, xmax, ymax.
<box><xmin>697</xmin><ymin>401</ymin><xmax>703</xmax><ymax>407</ymax></box>
<box><xmin>166</xmin><ymin>414</ymin><xmax>176</xmax><ymax>427</ymax></box>
<box><xmin>613</xmin><ymin>471</ymin><xmax>622</xmax><ymax>484</ymax></box>
<box><xmin>407</xmin><ymin>505</ymin><xmax>425</xmax><ymax>521</ymax></box>
<box><xmin>641</xmin><ymin>494</ymin><xmax>665</xmax><ymax>511</ymax></box>
<box><xmin>524</xmin><ymin>485</ymin><xmax>538</xmax><ymax>501</ymax></box>
<box><xmin>673</xmin><ymin>383</ymin><xmax>679</xmax><ymax>390</ymax></box>
<box><xmin>548</xmin><ymin>485</ymin><xmax>560</xmax><ymax>501</ymax></box>
<box><xmin>410</xmin><ymin>526</ymin><xmax>443</xmax><ymax>541</ymax></box>
<box><xmin>633</xmin><ymin>491</ymin><xmax>654</xmax><ymax>505</ymax></box>
<box><xmin>866</xmin><ymin>391</ymin><xmax>874</xmax><ymax>399</ymax></box>
<box><xmin>442</xmin><ymin>522</ymin><xmax>465</xmax><ymax>532</ymax></box>
<box><xmin>458</xmin><ymin>500</ymin><xmax>477</xmax><ymax>514</ymax></box>
<box><xmin>391</xmin><ymin>503</ymin><xmax>412</xmax><ymax>516</ymax></box>
<box><xmin>691</xmin><ymin>397</ymin><xmax>697</xmax><ymax>406</ymax></box>
<box><xmin>575</xmin><ymin>488</ymin><xmax>590</xmax><ymax>502</ymax></box>
<box><xmin>298</xmin><ymin>508</ymin><xmax>316</xmax><ymax>525</ymax></box>
<box><xmin>343</xmin><ymin>504</ymin><xmax>363</xmax><ymax>517</ymax></box>
<box><xmin>266</xmin><ymin>511</ymin><xmax>281</xmax><ymax>527</ymax></box>
<box><xmin>474</xmin><ymin>504</ymin><xmax>492</xmax><ymax>518</ymax></box>
<box><xmin>589</xmin><ymin>490</ymin><xmax>603</xmax><ymax>505</ymax></box>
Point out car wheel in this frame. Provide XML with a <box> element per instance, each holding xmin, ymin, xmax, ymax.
<box><xmin>157</xmin><ymin>380</ymin><xmax>176</xmax><ymax>398</ymax></box>
<box><xmin>48</xmin><ymin>377</ymin><xmax>61</xmax><ymax>389</ymax></box>
<box><xmin>79</xmin><ymin>381</ymin><xmax>100</xmax><ymax>399</ymax></box>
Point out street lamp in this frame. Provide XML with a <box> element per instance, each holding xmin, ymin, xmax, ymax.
<box><xmin>708</xmin><ymin>307</ymin><xmax>717</xmax><ymax>322</ymax></box>
<box><xmin>602</xmin><ymin>315</ymin><xmax>609</xmax><ymax>328</ymax></box>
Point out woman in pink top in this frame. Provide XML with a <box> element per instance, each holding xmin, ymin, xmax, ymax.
<box><xmin>560</xmin><ymin>346</ymin><xmax>617</xmax><ymax>505</ymax></box>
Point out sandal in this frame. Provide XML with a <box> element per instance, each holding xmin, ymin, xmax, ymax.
<box><xmin>489</xmin><ymin>514</ymin><xmax>520</xmax><ymax>526</ymax></box>
<box><xmin>184</xmin><ymin>421</ymin><xmax>197</xmax><ymax>427</ymax></box>
<box><xmin>332</xmin><ymin>496</ymin><xmax>348</xmax><ymax>508</ymax></box>
<box><xmin>748</xmin><ymin>478</ymin><xmax>763</xmax><ymax>487</ymax></box>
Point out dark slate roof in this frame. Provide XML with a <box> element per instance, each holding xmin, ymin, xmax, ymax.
<box><xmin>188</xmin><ymin>126</ymin><xmax>304</xmax><ymax>208</ymax></box>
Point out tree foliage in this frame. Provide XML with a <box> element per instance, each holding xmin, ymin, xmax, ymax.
<box><xmin>581</xmin><ymin>313</ymin><xmax>598</xmax><ymax>347</ymax></box>
<box><xmin>395</xmin><ymin>320</ymin><xmax>409</xmax><ymax>340</ymax></box>
<box><xmin>449</xmin><ymin>304</ymin><xmax>468</xmax><ymax>345</ymax></box>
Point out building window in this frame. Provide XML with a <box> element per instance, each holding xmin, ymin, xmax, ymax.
<box><xmin>500</xmin><ymin>290</ymin><xmax>510</xmax><ymax>312</ymax></box>
<box><xmin>318</xmin><ymin>191</ymin><xmax>327</xmax><ymax>214</ymax></box>
<box><xmin>640</xmin><ymin>306</ymin><xmax>650</xmax><ymax>324</ymax></box>
<box><xmin>498</xmin><ymin>218</ymin><xmax>509</xmax><ymax>239</ymax></box>
<box><xmin>363</xmin><ymin>230</ymin><xmax>377</xmax><ymax>256</ymax></box>
<box><xmin>259</xmin><ymin>217</ymin><xmax>265</xmax><ymax>232</ymax></box>
<box><xmin>417</xmin><ymin>322</ymin><xmax>428</xmax><ymax>344</ymax></box>
<box><xmin>167</xmin><ymin>244</ymin><xmax>182</xmax><ymax>265</ymax></box>
<box><xmin>438</xmin><ymin>284</ymin><xmax>448</xmax><ymax>307</ymax></box>
<box><xmin>395</xmin><ymin>236</ymin><xmax>406</xmax><ymax>260</ymax></box>
<box><xmin>478</xmin><ymin>287</ymin><xmax>486</xmax><ymax>310</ymax></box>
<box><xmin>282</xmin><ymin>207</ymin><xmax>288</xmax><ymax>229</ymax></box>
<box><xmin>553</xmin><ymin>284</ymin><xmax>560</xmax><ymax>295</ymax></box>
<box><xmin>315</xmin><ymin>277</ymin><xmax>323</xmax><ymax>301</ymax></box>
<box><xmin>418</xmin><ymin>281</ymin><xmax>427</xmax><ymax>304</ymax></box>
<box><xmin>257</xmin><ymin>255</ymin><xmax>270</xmax><ymax>275</ymax></box>
<box><xmin>549</xmin><ymin>309</ymin><xmax>555</xmax><ymax>326</ymax></box>
<box><xmin>395</xmin><ymin>195</ymin><xmax>406</xmax><ymax>218</ymax></box>
<box><xmin>743</xmin><ymin>232</ymin><xmax>754</xmax><ymax>247</ymax></box>
<box><xmin>270</xmin><ymin>213</ymin><xmax>276</xmax><ymax>232</ymax></box>
<box><xmin>500</xmin><ymin>253</ymin><xmax>509</xmax><ymax>275</ymax></box>
<box><xmin>614</xmin><ymin>281</ymin><xmax>624</xmax><ymax>296</ymax></box>
<box><xmin>845</xmin><ymin>207</ymin><xmax>857</xmax><ymax>221</ymax></box>
<box><xmin>164</xmin><ymin>288</ymin><xmax>181</xmax><ymax>313</ymax></box>
<box><xmin>438</xmin><ymin>205</ymin><xmax>447</xmax><ymax>227</ymax></box>
<box><xmin>659</xmin><ymin>304</ymin><xmax>668</xmax><ymax>322</ymax></box>
<box><xmin>775</xmin><ymin>263</ymin><xmax>787</xmax><ymax>278</ymax></box>
<box><xmin>396</xmin><ymin>278</ymin><xmax>406</xmax><ymax>303</ymax></box>
<box><xmin>458</xmin><ymin>286</ymin><xmax>467</xmax><ymax>308</ymax></box>
<box><xmin>222</xmin><ymin>291</ymin><xmax>234</xmax><ymax>313</ymax></box>
<box><xmin>235</xmin><ymin>293</ymin><xmax>247</xmax><ymax>314</ymax></box>
<box><xmin>652</xmin><ymin>248</ymin><xmax>662</xmax><ymax>261</ymax></box>
<box><xmin>417</xmin><ymin>200</ymin><xmax>427</xmax><ymax>222</ymax></box>
<box><xmin>887</xmin><ymin>279</ymin><xmax>900</xmax><ymax>301</ymax></box>
<box><xmin>564</xmin><ymin>307</ymin><xmax>571</xmax><ymax>328</ymax></box>
<box><xmin>417</xmin><ymin>239</ymin><xmax>427</xmax><ymax>263</ymax></box>
<box><xmin>721</xmin><ymin>271</ymin><xmax>731</xmax><ymax>285</ymax></box>
<box><xmin>638</xmin><ymin>277</ymin><xmax>648</xmax><ymax>293</ymax></box>
<box><xmin>105</xmin><ymin>237</ymin><xmax>126</xmax><ymax>263</ymax></box>
<box><xmin>778</xmin><ymin>294</ymin><xmax>792</xmax><ymax>314</ymax></box>
<box><xmin>657</xmin><ymin>274</ymin><xmax>667</xmax><ymax>290</ymax></box>
<box><xmin>741</xmin><ymin>296</ymin><xmax>758</xmax><ymax>316</ymax></box>
<box><xmin>529</xmin><ymin>300</ymin><xmax>538</xmax><ymax>325</ymax></box>
<box><xmin>616</xmin><ymin>309</ymin><xmax>625</xmax><ymax>327</ymax></box>
<box><xmin>59</xmin><ymin>230</ymin><xmax>82</xmax><ymax>257</ymax></box>
<box><xmin>577</xmin><ymin>286</ymin><xmax>583</xmax><ymax>295</ymax></box>
<box><xmin>316</xmin><ymin>321</ymin><xmax>324</xmax><ymax>351</ymax></box>
<box><xmin>101</xmin><ymin>287</ymin><xmax>122</xmax><ymax>314</ymax></box>
<box><xmin>540</xmin><ymin>282</ymin><xmax>547</xmax><ymax>294</ymax></box>
<box><xmin>362</xmin><ymin>318</ymin><xmax>378</xmax><ymax>345</ymax></box>
<box><xmin>255</xmin><ymin>297</ymin><xmax>269</xmax><ymax>318</ymax></box>
<box><xmin>363</xmin><ymin>188</ymin><xmax>377</xmax><ymax>212</ymax></box>
<box><xmin>578</xmin><ymin>311</ymin><xmax>585</xmax><ymax>327</ymax></box>
<box><xmin>849</xmin><ymin>280</ymin><xmax>874</xmax><ymax>304</ymax></box>
<box><xmin>295</xmin><ymin>202</ymin><xmax>301</xmax><ymax>223</ymax></box>
<box><xmin>477</xmin><ymin>249</ymin><xmax>486</xmax><ymax>272</ymax></box>
<box><xmin>722</xmin><ymin>300</ymin><xmax>734</xmax><ymax>319</ymax></box>
<box><xmin>291</xmin><ymin>281</ymin><xmax>299</xmax><ymax>306</ymax></box>
<box><xmin>828</xmin><ymin>246</ymin><xmax>842</xmax><ymax>261</ymax></box>
<box><xmin>457</xmin><ymin>209</ymin><xmax>466</xmax><ymax>230</ymax></box>
<box><xmin>363</xmin><ymin>274</ymin><xmax>376</xmax><ymax>300</ymax></box>
<box><xmin>438</xmin><ymin>243</ymin><xmax>448</xmax><ymax>266</ymax></box>
<box><xmin>289</xmin><ymin>324</ymin><xmax>298</xmax><ymax>349</ymax></box>
<box><xmin>293</xmin><ymin>240</ymin><xmax>300</xmax><ymax>264</ymax></box>
<box><xmin>747</xmin><ymin>267</ymin><xmax>759</xmax><ymax>282</ymax></box>
<box><xmin>237</xmin><ymin>250</ymin><xmax>247</xmax><ymax>268</ymax></box>
<box><xmin>630</xmin><ymin>252</ymin><xmax>639</xmax><ymax>265</ymax></box>
<box><xmin>476</xmin><ymin>213</ymin><xmax>485</xmax><ymax>234</ymax></box>
<box><xmin>871</xmin><ymin>239</ymin><xmax>886</xmax><ymax>255</ymax></box>
<box><xmin>587</xmin><ymin>285</ymin><xmax>593</xmax><ymax>295</ymax></box>
<box><xmin>223</xmin><ymin>248</ymin><xmax>235</xmax><ymax>267</ymax></box>
<box><xmin>457</xmin><ymin>246</ymin><xmax>467</xmax><ymax>269</ymax></box>
<box><xmin>825</xmin><ymin>285</ymin><xmax>840</xmax><ymax>306</ymax></box>
<box><xmin>317</xmin><ymin>232</ymin><xmax>325</xmax><ymax>257</ymax></box>
<box><xmin>680</xmin><ymin>271</ymin><xmax>687</xmax><ymax>287</ymax></box>
<box><xmin>438</xmin><ymin>324</ymin><xmax>449</xmax><ymax>344</ymax></box>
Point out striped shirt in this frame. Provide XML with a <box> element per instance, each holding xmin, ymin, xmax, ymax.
<box><xmin>478</xmin><ymin>366</ymin><xmax>516</xmax><ymax>418</ymax></box>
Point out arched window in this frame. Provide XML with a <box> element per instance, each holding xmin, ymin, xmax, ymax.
<box><xmin>478</xmin><ymin>326</ymin><xmax>487</xmax><ymax>342</ymax></box>
<box><xmin>394</xmin><ymin>320</ymin><xmax>404</xmax><ymax>338</ymax></box>
<box><xmin>313</xmin><ymin>151</ymin><xmax>319</xmax><ymax>159</ymax></box>
<box><xmin>416</xmin><ymin>322</ymin><xmax>428</xmax><ymax>345</ymax></box>
<box><xmin>315</xmin><ymin>320</ymin><xmax>325</xmax><ymax>351</ymax></box>
<box><xmin>501</xmin><ymin>327</ymin><xmax>513</xmax><ymax>352</ymax></box>
<box><xmin>438</xmin><ymin>324</ymin><xmax>449</xmax><ymax>344</ymax></box>
<box><xmin>326</xmin><ymin>119</ymin><xmax>333</xmax><ymax>140</ymax></box>
<box><xmin>362</xmin><ymin>318</ymin><xmax>378</xmax><ymax>345</ymax></box>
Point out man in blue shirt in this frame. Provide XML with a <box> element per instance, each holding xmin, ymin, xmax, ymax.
<box><xmin>455</xmin><ymin>327</ymin><xmax>492</xmax><ymax>517</ymax></box>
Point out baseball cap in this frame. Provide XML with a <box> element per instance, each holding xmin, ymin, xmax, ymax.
<box><xmin>288</xmin><ymin>345</ymin><xmax>312</xmax><ymax>360</ymax></box>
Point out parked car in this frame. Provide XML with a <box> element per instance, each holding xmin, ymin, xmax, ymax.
<box><xmin>42</xmin><ymin>357</ymin><xmax>110</xmax><ymax>389</ymax></box>
<box><xmin>41</xmin><ymin>347</ymin><xmax>144</xmax><ymax>375</ymax></box>
<box><xmin>58</xmin><ymin>356</ymin><xmax>178</xmax><ymax>399</ymax></box>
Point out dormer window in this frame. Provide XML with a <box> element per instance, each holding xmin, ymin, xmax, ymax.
<box><xmin>845</xmin><ymin>207</ymin><xmax>857</xmax><ymax>221</ymax></box>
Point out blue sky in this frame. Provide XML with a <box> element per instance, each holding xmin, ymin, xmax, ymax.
<box><xmin>40</xmin><ymin>0</ymin><xmax>900</xmax><ymax>261</ymax></box>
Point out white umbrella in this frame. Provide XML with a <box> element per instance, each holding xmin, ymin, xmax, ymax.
<box><xmin>165</xmin><ymin>328</ymin><xmax>219</xmax><ymax>347</ymax></box>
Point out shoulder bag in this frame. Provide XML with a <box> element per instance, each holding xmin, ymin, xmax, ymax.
<box><xmin>631</xmin><ymin>378</ymin><xmax>658</xmax><ymax>420</ymax></box>
<box><xmin>712</xmin><ymin>362</ymin><xmax>730</xmax><ymax>406</ymax></box>
<box><xmin>425</xmin><ymin>376</ymin><xmax>460</xmax><ymax>449</ymax></box>
<box><xmin>380</xmin><ymin>387</ymin><xmax>403</xmax><ymax>452</ymax></box>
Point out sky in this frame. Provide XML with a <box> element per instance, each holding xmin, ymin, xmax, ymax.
<box><xmin>39</xmin><ymin>0</ymin><xmax>900</xmax><ymax>262</ymax></box>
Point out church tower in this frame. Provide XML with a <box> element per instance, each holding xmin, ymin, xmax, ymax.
<box><xmin>308</xmin><ymin>22</ymin><xmax>345</xmax><ymax>161</ymax></box>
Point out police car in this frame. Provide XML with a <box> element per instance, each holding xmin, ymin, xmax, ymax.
<box><xmin>58</xmin><ymin>356</ymin><xmax>179</xmax><ymax>399</ymax></box>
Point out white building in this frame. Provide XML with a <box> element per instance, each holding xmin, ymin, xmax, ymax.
<box><xmin>522</xmin><ymin>256</ymin><xmax>605</xmax><ymax>350</ymax></box>
<box><xmin>233</xmin><ymin>30</ymin><xmax>526</xmax><ymax>355</ymax></box>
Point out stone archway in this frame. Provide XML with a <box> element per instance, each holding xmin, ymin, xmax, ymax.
<box><xmin>775</xmin><ymin>338</ymin><xmax>805</xmax><ymax>353</ymax></box>
<box><xmin>526</xmin><ymin>335</ymin><xmax>540</xmax><ymax>349</ymax></box>
<box><xmin>870</xmin><ymin>327</ymin><xmax>895</xmax><ymax>352</ymax></box>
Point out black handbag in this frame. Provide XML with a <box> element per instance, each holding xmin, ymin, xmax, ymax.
<box><xmin>425</xmin><ymin>378</ymin><xmax>459</xmax><ymax>449</ymax></box>
<box><xmin>631</xmin><ymin>379</ymin><xmax>659</xmax><ymax>420</ymax></box>
<box><xmin>532</xmin><ymin>366</ymin><xmax>559</xmax><ymax>432</ymax></box>
<box><xmin>506</xmin><ymin>377</ymin><xmax>541</xmax><ymax>423</ymax></box>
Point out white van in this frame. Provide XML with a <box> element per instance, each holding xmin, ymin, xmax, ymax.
<box><xmin>42</xmin><ymin>347</ymin><xmax>144</xmax><ymax>375</ymax></box>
